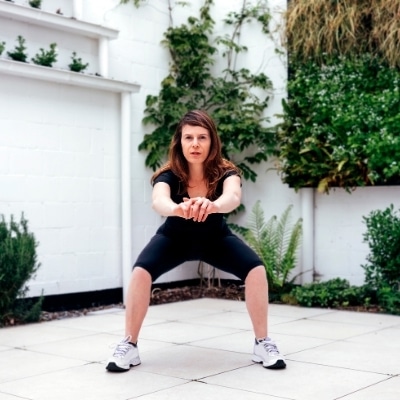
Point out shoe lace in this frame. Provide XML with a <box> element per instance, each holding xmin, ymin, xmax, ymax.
<box><xmin>112</xmin><ymin>336</ymin><xmax>133</xmax><ymax>357</ymax></box>
<box><xmin>261</xmin><ymin>340</ymin><xmax>280</xmax><ymax>356</ymax></box>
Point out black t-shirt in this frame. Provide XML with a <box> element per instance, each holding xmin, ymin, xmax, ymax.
<box><xmin>153</xmin><ymin>169</ymin><xmax>238</xmax><ymax>238</ymax></box>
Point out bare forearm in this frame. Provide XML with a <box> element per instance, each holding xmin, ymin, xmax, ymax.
<box><xmin>212</xmin><ymin>192</ymin><xmax>241</xmax><ymax>214</ymax></box>
<box><xmin>152</xmin><ymin>197</ymin><xmax>178</xmax><ymax>217</ymax></box>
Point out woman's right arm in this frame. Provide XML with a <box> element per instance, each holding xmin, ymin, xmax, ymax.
<box><xmin>152</xmin><ymin>182</ymin><xmax>189</xmax><ymax>218</ymax></box>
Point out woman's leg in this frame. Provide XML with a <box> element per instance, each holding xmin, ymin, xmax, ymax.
<box><xmin>125</xmin><ymin>266</ymin><xmax>152</xmax><ymax>343</ymax></box>
<box><xmin>245</xmin><ymin>265</ymin><xmax>268</xmax><ymax>339</ymax></box>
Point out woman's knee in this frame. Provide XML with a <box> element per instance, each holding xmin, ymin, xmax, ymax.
<box><xmin>132</xmin><ymin>266</ymin><xmax>153</xmax><ymax>283</ymax></box>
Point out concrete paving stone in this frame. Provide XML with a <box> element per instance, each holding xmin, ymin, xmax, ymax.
<box><xmin>0</xmin><ymin>363</ymin><xmax>186</xmax><ymax>400</ymax></box>
<box><xmin>138</xmin><ymin>320</ymin><xmax>242</xmax><ymax>344</ymax></box>
<box><xmin>339</xmin><ymin>376</ymin><xmax>400</xmax><ymax>400</ymax></box>
<box><xmin>0</xmin><ymin>348</ymin><xmax>86</xmax><ymax>384</ymax></box>
<box><xmin>289</xmin><ymin>339</ymin><xmax>400</xmax><ymax>375</ymax></box>
<box><xmin>270</xmin><ymin>318</ymin><xmax>383</xmax><ymax>340</ymax></box>
<box><xmin>0</xmin><ymin>323</ymin><xmax>97</xmax><ymax>348</ymax></box>
<box><xmin>202</xmin><ymin>360</ymin><xmax>389</xmax><ymax>400</ymax></box>
<box><xmin>135</xmin><ymin>380</ymin><xmax>289</xmax><ymax>400</ymax></box>
<box><xmin>136</xmin><ymin>344</ymin><xmax>253</xmax><ymax>381</ymax></box>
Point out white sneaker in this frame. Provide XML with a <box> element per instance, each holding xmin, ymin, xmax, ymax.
<box><xmin>106</xmin><ymin>336</ymin><xmax>141</xmax><ymax>372</ymax></box>
<box><xmin>252</xmin><ymin>338</ymin><xmax>286</xmax><ymax>369</ymax></box>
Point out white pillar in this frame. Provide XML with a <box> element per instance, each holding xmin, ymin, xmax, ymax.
<box><xmin>300</xmin><ymin>188</ymin><xmax>314</xmax><ymax>283</ymax></box>
<box><xmin>72</xmin><ymin>0</ymin><xmax>83</xmax><ymax>19</ymax></box>
<box><xmin>98</xmin><ymin>37</ymin><xmax>109</xmax><ymax>78</ymax></box>
<box><xmin>121</xmin><ymin>92</ymin><xmax>132</xmax><ymax>303</ymax></box>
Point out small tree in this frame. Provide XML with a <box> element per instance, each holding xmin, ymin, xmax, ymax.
<box><xmin>0</xmin><ymin>214</ymin><xmax>43</xmax><ymax>326</ymax></box>
<box><xmin>7</xmin><ymin>36</ymin><xmax>28</xmax><ymax>63</ymax></box>
<box><xmin>32</xmin><ymin>43</ymin><xmax>58</xmax><ymax>67</ymax></box>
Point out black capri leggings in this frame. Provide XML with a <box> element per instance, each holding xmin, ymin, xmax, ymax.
<box><xmin>133</xmin><ymin>232</ymin><xmax>263</xmax><ymax>282</ymax></box>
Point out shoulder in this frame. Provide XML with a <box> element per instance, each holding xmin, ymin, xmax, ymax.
<box><xmin>153</xmin><ymin>169</ymin><xmax>179</xmax><ymax>186</ymax></box>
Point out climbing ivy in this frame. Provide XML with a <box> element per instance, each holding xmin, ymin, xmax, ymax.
<box><xmin>121</xmin><ymin>0</ymin><xmax>278</xmax><ymax>182</ymax></box>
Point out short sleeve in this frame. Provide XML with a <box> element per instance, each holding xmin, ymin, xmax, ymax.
<box><xmin>153</xmin><ymin>170</ymin><xmax>176</xmax><ymax>187</ymax></box>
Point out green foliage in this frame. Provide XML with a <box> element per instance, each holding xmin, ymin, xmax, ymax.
<box><xmin>32</xmin><ymin>43</ymin><xmax>58</xmax><ymax>67</ymax></box>
<box><xmin>0</xmin><ymin>214</ymin><xmax>43</xmax><ymax>326</ymax></box>
<box><xmin>232</xmin><ymin>201</ymin><xmax>302</xmax><ymax>292</ymax></box>
<box><xmin>0</xmin><ymin>41</ymin><xmax>5</xmax><ymax>56</ymax></box>
<box><xmin>137</xmin><ymin>0</ymin><xmax>276</xmax><ymax>182</ymax></box>
<box><xmin>277</xmin><ymin>54</ymin><xmax>400</xmax><ymax>193</ymax></box>
<box><xmin>290</xmin><ymin>278</ymin><xmax>373</xmax><ymax>308</ymax></box>
<box><xmin>362</xmin><ymin>204</ymin><xmax>400</xmax><ymax>314</ymax></box>
<box><xmin>7</xmin><ymin>36</ymin><xmax>28</xmax><ymax>63</ymax></box>
<box><xmin>29</xmin><ymin>0</ymin><xmax>42</xmax><ymax>9</ymax></box>
<box><xmin>68</xmin><ymin>52</ymin><xmax>89</xmax><ymax>73</ymax></box>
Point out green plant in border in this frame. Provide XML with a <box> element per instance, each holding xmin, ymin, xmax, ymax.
<box><xmin>362</xmin><ymin>204</ymin><xmax>400</xmax><ymax>314</ymax></box>
<box><xmin>0</xmin><ymin>214</ymin><xmax>43</xmax><ymax>326</ymax></box>
<box><xmin>290</xmin><ymin>278</ymin><xmax>373</xmax><ymax>309</ymax></box>
<box><xmin>32</xmin><ymin>43</ymin><xmax>58</xmax><ymax>67</ymax></box>
<box><xmin>127</xmin><ymin>0</ymin><xmax>277</xmax><ymax>183</ymax></box>
<box><xmin>68</xmin><ymin>51</ymin><xmax>89</xmax><ymax>73</ymax></box>
<box><xmin>232</xmin><ymin>201</ymin><xmax>302</xmax><ymax>293</ymax></box>
<box><xmin>7</xmin><ymin>36</ymin><xmax>28</xmax><ymax>63</ymax></box>
<box><xmin>0</xmin><ymin>41</ymin><xmax>5</xmax><ymax>56</ymax></box>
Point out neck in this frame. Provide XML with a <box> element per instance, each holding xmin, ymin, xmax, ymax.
<box><xmin>188</xmin><ymin>164</ymin><xmax>205</xmax><ymax>182</ymax></box>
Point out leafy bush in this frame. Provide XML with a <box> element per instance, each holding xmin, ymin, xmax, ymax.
<box><xmin>277</xmin><ymin>54</ymin><xmax>400</xmax><ymax>192</ymax></box>
<box><xmin>362</xmin><ymin>204</ymin><xmax>400</xmax><ymax>314</ymax></box>
<box><xmin>0</xmin><ymin>41</ymin><xmax>5</xmax><ymax>56</ymax></box>
<box><xmin>7</xmin><ymin>36</ymin><xmax>28</xmax><ymax>63</ymax></box>
<box><xmin>68</xmin><ymin>52</ymin><xmax>89</xmax><ymax>73</ymax></box>
<box><xmin>0</xmin><ymin>214</ymin><xmax>43</xmax><ymax>326</ymax></box>
<box><xmin>290</xmin><ymin>278</ymin><xmax>373</xmax><ymax>308</ymax></box>
<box><xmin>232</xmin><ymin>202</ymin><xmax>302</xmax><ymax>293</ymax></box>
<box><xmin>32</xmin><ymin>43</ymin><xmax>58</xmax><ymax>67</ymax></box>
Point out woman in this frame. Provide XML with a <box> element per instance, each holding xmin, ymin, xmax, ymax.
<box><xmin>106</xmin><ymin>110</ymin><xmax>286</xmax><ymax>371</ymax></box>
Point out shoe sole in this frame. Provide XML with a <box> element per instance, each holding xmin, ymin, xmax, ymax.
<box><xmin>252</xmin><ymin>356</ymin><xmax>286</xmax><ymax>369</ymax></box>
<box><xmin>106</xmin><ymin>360</ymin><xmax>141</xmax><ymax>372</ymax></box>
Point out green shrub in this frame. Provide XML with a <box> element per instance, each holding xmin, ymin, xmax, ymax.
<box><xmin>362</xmin><ymin>204</ymin><xmax>400</xmax><ymax>314</ymax></box>
<box><xmin>232</xmin><ymin>202</ymin><xmax>302</xmax><ymax>293</ymax></box>
<box><xmin>7</xmin><ymin>36</ymin><xmax>28</xmax><ymax>63</ymax></box>
<box><xmin>0</xmin><ymin>41</ymin><xmax>5</xmax><ymax>56</ymax></box>
<box><xmin>68</xmin><ymin>52</ymin><xmax>89</xmax><ymax>73</ymax></box>
<box><xmin>290</xmin><ymin>278</ymin><xmax>373</xmax><ymax>308</ymax></box>
<box><xmin>32</xmin><ymin>43</ymin><xmax>58</xmax><ymax>67</ymax></box>
<box><xmin>277</xmin><ymin>54</ymin><xmax>400</xmax><ymax>193</ymax></box>
<box><xmin>0</xmin><ymin>214</ymin><xmax>43</xmax><ymax>326</ymax></box>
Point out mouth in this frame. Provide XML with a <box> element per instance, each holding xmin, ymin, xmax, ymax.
<box><xmin>190</xmin><ymin>152</ymin><xmax>201</xmax><ymax>156</ymax></box>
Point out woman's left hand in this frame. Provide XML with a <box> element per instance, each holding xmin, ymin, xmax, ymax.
<box><xmin>183</xmin><ymin>197</ymin><xmax>218</xmax><ymax>222</ymax></box>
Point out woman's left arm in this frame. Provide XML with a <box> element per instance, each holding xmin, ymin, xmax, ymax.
<box><xmin>212</xmin><ymin>174</ymin><xmax>242</xmax><ymax>213</ymax></box>
<box><xmin>188</xmin><ymin>175</ymin><xmax>241</xmax><ymax>222</ymax></box>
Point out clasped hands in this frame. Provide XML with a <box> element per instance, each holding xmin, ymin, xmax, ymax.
<box><xmin>175</xmin><ymin>196</ymin><xmax>219</xmax><ymax>222</ymax></box>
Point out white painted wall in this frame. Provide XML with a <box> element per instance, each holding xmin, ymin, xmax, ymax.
<box><xmin>1</xmin><ymin>0</ymin><xmax>397</xmax><ymax>300</ymax></box>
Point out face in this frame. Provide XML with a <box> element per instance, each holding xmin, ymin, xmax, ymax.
<box><xmin>181</xmin><ymin>125</ymin><xmax>211</xmax><ymax>165</ymax></box>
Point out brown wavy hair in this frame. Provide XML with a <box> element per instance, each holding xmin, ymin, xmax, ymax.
<box><xmin>151</xmin><ymin>109</ymin><xmax>240</xmax><ymax>199</ymax></box>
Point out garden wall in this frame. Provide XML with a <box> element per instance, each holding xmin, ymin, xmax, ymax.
<box><xmin>1</xmin><ymin>0</ymin><xmax>395</xmax><ymax>300</ymax></box>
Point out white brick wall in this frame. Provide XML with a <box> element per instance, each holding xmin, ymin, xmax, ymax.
<box><xmin>1</xmin><ymin>0</ymin><xmax>397</xmax><ymax>299</ymax></box>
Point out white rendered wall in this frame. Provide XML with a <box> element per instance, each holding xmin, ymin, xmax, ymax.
<box><xmin>1</xmin><ymin>0</ymin><xmax>396</xmax><ymax>299</ymax></box>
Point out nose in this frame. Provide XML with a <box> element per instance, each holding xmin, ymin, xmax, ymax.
<box><xmin>192</xmin><ymin>138</ymin><xmax>199</xmax><ymax>147</ymax></box>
